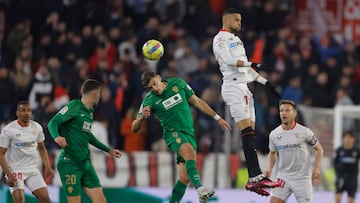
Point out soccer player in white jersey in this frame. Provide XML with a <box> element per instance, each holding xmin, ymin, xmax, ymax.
<box><xmin>0</xmin><ymin>101</ymin><xmax>54</xmax><ymax>203</ymax></box>
<box><xmin>265</xmin><ymin>100</ymin><xmax>324</xmax><ymax>203</ymax></box>
<box><xmin>212</xmin><ymin>8</ymin><xmax>281</xmax><ymax>196</ymax></box>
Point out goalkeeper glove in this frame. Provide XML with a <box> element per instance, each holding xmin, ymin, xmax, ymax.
<box><xmin>265</xmin><ymin>81</ymin><xmax>281</xmax><ymax>100</ymax></box>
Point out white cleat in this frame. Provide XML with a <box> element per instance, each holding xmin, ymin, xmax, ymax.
<box><xmin>197</xmin><ymin>186</ymin><xmax>215</xmax><ymax>203</ymax></box>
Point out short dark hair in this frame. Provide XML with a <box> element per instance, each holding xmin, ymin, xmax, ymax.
<box><xmin>17</xmin><ymin>100</ymin><xmax>29</xmax><ymax>109</ymax></box>
<box><xmin>222</xmin><ymin>8</ymin><xmax>240</xmax><ymax>16</ymax></box>
<box><xmin>279</xmin><ymin>100</ymin><xmax>297</xmax><ymax>110</ymax></box>
<box><xmin>81</xmin><ymin>79</ymin><xmax>101</xmax><ymax>94</ymax></box>
<box><xmin>141</xmin><ymin>71</ymin><xmax>156</xmax><ymax>87</ymax></box>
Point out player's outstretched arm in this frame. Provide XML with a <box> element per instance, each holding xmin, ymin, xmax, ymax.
<box><xmin>188</xmin><ymin>95</ymin><xmax>231</xmax><ymax>131</ymax></box>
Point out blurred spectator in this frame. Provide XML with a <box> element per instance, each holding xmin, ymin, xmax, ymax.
<box><xmin>335</xmin><ymin>87</ymin><xmax>354</xmax><ymax>131</ymax></box>
<box><xmin>304</xmin><ymin>72</ymin><xmax>334</xmax><ymax>108</ymax></box>
<box><xmin>32</xmin><ymin>95</ymin><xmax>57</xmax><ymax>149</ymax></box>
<box><xmin>10</xmin><ymin>57</ymin><xmax>32</xmax><ymax>101</ymax></box>
<box><xmin>120</xmin><ymin>107</ymin><xmax>146</xmax><ymax>152</ymax></box>
<box><xmin>281</xmin><ymin>75</ymin><xmax>303</xmax><ymax>104</ymax></box>
<box><xmin>28</xmin><ymin>64</ymin><xmax>55</xmax><ymax>109</ymax></box>
<box><xmin>95</xmin><ymin>85</ymin><xmax>119</xmax><ymax>148</ymax></box>
<box><xmin>88</xmin><ymin>33</ymin><xmax>117</xmax><ymax>73</ymax></box>
<box><xmin>0</xmin><ymin>66</ymin><xmax>16</xmax><ymax>123</ymax></box>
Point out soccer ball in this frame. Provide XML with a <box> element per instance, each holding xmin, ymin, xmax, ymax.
<box><xmin>142</xmin><ymin>39</ymin><xmax>164</xmax><ymax>60</ymax></box>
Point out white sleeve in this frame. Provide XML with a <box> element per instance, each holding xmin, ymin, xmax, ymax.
<box><xmin>35</xmin><ymin>122</ymin><xmax>45</xmax><ymax>143</ymax></box>
<box><xmin>213</xmin><ymin>37</ymin><xmax>238</xmax><ymax>66</ymax></box>
<box><xmin>268</xmin><ymin>132</ymin><xmax>277</xmax><ymax>152</ymax></box>
<box><xmin>0</xmin><ymin>127</ymin><xmax>11</xmax><ymax>148</ymax></box>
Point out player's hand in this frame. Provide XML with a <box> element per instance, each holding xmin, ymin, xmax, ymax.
<box><xmin>312</xmin><ymin>167</ymin><xmax>321</xmax><ymax>184</ymax></box>
<box><xmin>55</xmin><ymin>136</ymin><xmax>68</xmax><ymax>148</ymax></box>
<box><xmin>44</xmin><ymin>167</ymin><xmax>55</xmax><ymax>181</ymax></box>
<box><xmin>217</xmin><ymin>118</ymin><xmax>231</xmax><ymax>131</ymax></box>
<box><xmin>265</xmin><ymin>81</ymin><xmax>281</xmax><ymax>100</ymax></box>
<box><xmin>6</xmin><ymin>173</ymin><xmax>17</xmax><ymax>187</ymax></box>
<box><xmin>141</xmin><ymin>106</ymin><xmax>151</xmax><ymax>119</ymax></box>
<box><xmin>109</xmin><ymin>149</ymin><xmax>122</xmax><ymax>158</ymax></box>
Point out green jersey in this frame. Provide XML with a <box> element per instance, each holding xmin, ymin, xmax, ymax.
<box><xmin>48</xmin><ymin>99</ymin><xmax>110</xmax><ymax>161</ymax></box>
<box><xmin>138</xmin><ymin>77</ymin><xmax>195</xmax><ymax>135</ymax></box>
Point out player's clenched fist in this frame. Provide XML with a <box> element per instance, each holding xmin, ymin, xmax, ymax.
<box><xmin>141</xmin><ymin>106</ymin><xmax>151</xmax><ymax>119</ymax></box>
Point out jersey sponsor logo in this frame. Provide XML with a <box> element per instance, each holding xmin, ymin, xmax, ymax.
<box><xmin>59</xmin><ymin>106</ymin><xmax>69</xmax><ymax>115</ymax></box>
<box><xmin>82</xmin><ymin>121</ymin><xmax>92</xmax><ymax>133</ymax></box>
<box><xmin>276</xmin><ymin>143</ymin><xmax>300</xmax><ymax>151</ymax></box>
<box><xmin>14</xmin><ymin>141</ymin><xmax>36</xmax><ymax>147</ymax></box>
<box><xmin>162</xmin><ymin>93</ymin><xmax>182</xmax><ymax>110</ymax></box>
<box><xmin>229</xmin><ymin>41</ymin><xmax>242</xmax><ymax>49</ymax></box>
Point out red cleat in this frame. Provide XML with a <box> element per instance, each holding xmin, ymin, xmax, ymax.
<box><xmin>255</xmin><ymin>177</ymin><xmax>281</xmax><ymax>188</ymax></box>
<box><xmin>245</xmin><ymin>182</ymin><xmax>270</xmax><ymax>196</ymax></box>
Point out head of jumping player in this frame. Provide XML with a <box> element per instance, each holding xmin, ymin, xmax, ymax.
<box><xmin>279</xmin><ymin>100</ymin><xmax>297</xmax><ymax>128</ymax></box>
<box><xmin>141</xmin><ymin>71</ymin><xmax>166</xmax><ymax>95</ymax></box>
<box><xmin>16</xmin><ymin>100</ymin><xmax>32</xmax><ymax>126</ymax></box>
<box><xmin>222</xmin><ymin>8</ymin><xmax>241</xmax><ymax>33</ymax></box>
<box><xmin>81</xmin><ymin>79</ymin><xmax>102</xmax><ymax>107</ymax></box>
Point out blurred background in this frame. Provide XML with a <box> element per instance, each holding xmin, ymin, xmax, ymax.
<box><xmin>0</xmin><ymin>0</ymin><xmax>360</xmax><ymax>202</ymax></box>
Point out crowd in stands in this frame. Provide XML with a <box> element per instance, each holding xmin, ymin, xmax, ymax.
<box><xmin>0</xmin><ymin>0</ymin><xmax>359</xmax><ymax>154</ymax></box>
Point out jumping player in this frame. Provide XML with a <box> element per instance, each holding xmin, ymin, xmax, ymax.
<box><xmin>266</xmin><ymin>100</ymin><xmax>324</xmax><ymax>203</ymax></box>
<box><xmin>131</xmin><ymin>71</ymin><xmax>231</xmax><ymax>203</ymax></box>
<box><xmin>212</xmin><ymin>8</ymin><xmax>281</xmax><ymax>196</ymax></box>
<box><xmin>48</xmin><ymin>79</ymin><xmax>122</xmax><ymax>203</ymax></box>
<box><xmin>0</xmin><ymin>101</ymin><xmax>54</xmax><ymax>203</ymax></box>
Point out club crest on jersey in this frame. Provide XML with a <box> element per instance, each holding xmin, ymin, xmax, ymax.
<box><xmin>162</xmin><ymin>93</ymin><xmax>182</xmax><ymax>110</ymax></box>
<box><xmin>172</xmin><ymin>86</ymin><xmax>178</xmax><ymax>93</ymax></box>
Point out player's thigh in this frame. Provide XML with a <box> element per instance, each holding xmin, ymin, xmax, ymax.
<box><xmin>32</xmin><ymin>187</ymin><xmax>51</xmax><ymax>203</ymax></box>
<box><xmin>84</xmin><ymin>187</ymin><xmax>106</xmax><ymax>203</ymax></box>
<box><xmin>11</xmin><ymin>189</ymin><xmax>25</xmax><ymax>203</ymax></box>
<box><xmin>271</xmin><ymin>185</ymin><xmax>292</xmax><ymax>202</ymax></box>
<box><xmin>165</xmin><ymin>131</ymin><xmax>197</xmax><ymax>162</ymax></box>
<box><xmin>82</xmin><ymin>160</ymin><xmax>102</xmax><ymax>189</ymax></box>
<box><xmin>25</xmin><ymin>170</ymin><xmax>47</xmax><ymax>193</ymax></box>
<box><xmin>57</xmin><ymin>159</ymin><xmax>84</xmax><ymax>197</ymax></box>
<box><xmin>221</xmin><ymin>83</ymin><xmax>252</xmax><ymax>122</ymax></box>
<box><xmin>292</xmin><ymin>179</ymin><xmax>313</xmax><ymax>203</ymax></box>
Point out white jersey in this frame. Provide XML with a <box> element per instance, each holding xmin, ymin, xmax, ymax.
<box><xmin>212</xmin><ymin>30</ymin><xmax>258</xmax><ymax>83</ymax></box>
<box><xmin>0</xmin><ymin>120</ymin><xmax>44</xmax><ymax>171</ymax></box>
<box><xmin>269</xmin><ymin>122</ymin><xmax>319</xmax><ymax>180</ymax></box>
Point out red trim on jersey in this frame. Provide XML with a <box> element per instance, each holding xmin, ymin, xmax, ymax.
<box><xmin>17</xmin><ymin>120</ymin><xmax>28</xmax><ymax>127</ymax></box>
<box><xmin>219</xmin><ymin>29</ymin><xmax>231</xmax><ymax>33</ymax></box>
<box><xmin>281</xmin><ymin>121</ymin><xmax>297</xmax><ymax>130</ymax></box>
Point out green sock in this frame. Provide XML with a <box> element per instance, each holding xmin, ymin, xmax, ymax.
<box><xmin>185</xmin><ymin>160</ymin><xmax>202</xmax><ymax>188</ymax></box>
<box><xmin>169</xmin><ymin>180</ymin><xmax>187</xmax><ymax>203</ymax></box>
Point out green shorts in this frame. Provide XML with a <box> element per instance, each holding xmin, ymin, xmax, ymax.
<box><xmin>164</xmin><ymin>131</ymin><xmax>197</xmax><ymax>163</ymax></box>
<box><xmin>57</xmin><ymin>157</ymin><xmax>101</xmax><ymax>196</ymax></box>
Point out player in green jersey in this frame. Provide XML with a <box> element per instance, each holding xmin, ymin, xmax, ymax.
<box><xmin>132</xmin><ymin>71</ymin><xmax>231</xmax><ymax>203</ymax></box>
<box><xmin>47</xmin><ymin>79</ymin><xmax>122</xmax><ymax>203</ymax></box>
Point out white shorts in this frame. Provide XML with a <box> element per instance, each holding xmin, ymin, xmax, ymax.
<box><xmin>221</xmin><ymin>81</ymin><xmax>255</xmax><ymax>122</ymax></box>
<box><xmin>6</xmin><ymin>169</ymin><xmax>47</xmax><ymax>193</ymax></box>
<box><xmin>271</xmin><ymin>178</ymin><xmax>313</xmax><ymax>203</ymax></box>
